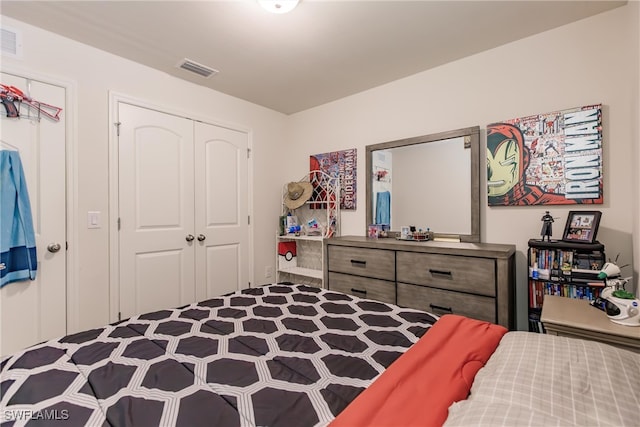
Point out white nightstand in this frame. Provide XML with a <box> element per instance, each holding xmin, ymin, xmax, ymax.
<box><xmin>541</xmin><ymin>295</ymin><xmax>640</xmax><ymax>353</ymax></box>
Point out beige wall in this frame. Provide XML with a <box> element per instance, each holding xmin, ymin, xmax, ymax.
<box><xmin>287</xmin><ymin>3</ymin><xmax>639</xmax><ymax>329</ymax></box>
<box><xmin>1</xmin><ymin>15</ymin><xmax>289</xmax><ymax>332</ymax></box>
<box><xmin>1</xmin><ymin>2</ymin><xmax>638</xmax><ymax>332</ymax></box>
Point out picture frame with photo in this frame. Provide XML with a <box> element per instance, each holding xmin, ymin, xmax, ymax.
<box><xmin>562</xmin><ymin>210</ymin><xmax>602</xmax><ymax>244</ymax></box>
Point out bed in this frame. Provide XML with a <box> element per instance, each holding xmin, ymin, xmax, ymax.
<box><xmin>1</xmin><ymin>283</ymin><xmax>638</xmax><ymax>427</ymax></box>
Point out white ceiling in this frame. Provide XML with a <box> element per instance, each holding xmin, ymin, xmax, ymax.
<box><xmin>1</xmin><ymin>1</ymin><xmax>626</xmax><ymax>114</ymax></box>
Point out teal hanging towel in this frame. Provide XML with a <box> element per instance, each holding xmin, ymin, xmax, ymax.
<box><xmin>1</xmin><ymin>150</ymin><xmax>37</xmax><ymax>287</ymax></box>
<box><xmin>375</xmin><ymin>190</ymin><xmax>391</xmax><ymax>225</ymax></box>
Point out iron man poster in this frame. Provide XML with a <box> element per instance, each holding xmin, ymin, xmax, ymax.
<box><xmin>487</xmin><ymin>104</ymin><xmax>603</xmax><ymax>206</ymax></box>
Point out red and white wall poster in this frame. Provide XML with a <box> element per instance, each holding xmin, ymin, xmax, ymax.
<box><xmin>487</xmin><ymin>104</ymin><xmax>603</xmax><ymax>206</ymax></box>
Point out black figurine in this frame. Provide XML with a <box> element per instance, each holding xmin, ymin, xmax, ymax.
<box><xmin>540</xmin><ymin>211</ymin><xmax>554</xmax><ymax>241</ymax></box>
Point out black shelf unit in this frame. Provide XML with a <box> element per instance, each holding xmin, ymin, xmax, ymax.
<box><xmin>527</xmin><ymin>239</ymin><xmax>606</xmax><ymax>333</ymax></box>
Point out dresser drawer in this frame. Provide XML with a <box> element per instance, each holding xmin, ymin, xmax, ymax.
<box><xmin>327</xmin><ymin>245</ymin><xmax>395</xmax><ymax>281</ymax></box>
<box><xmin>397</xmin><ymin>282</ymin><xmax>496</xmax><ymax>323</ymax></box>
<box><xmin>396</xmin><ymin>252</ymin><xmax>495</xmax><ymax>296</ymax></box>
<box><xmin>328</xmin><ymin>272</ymin><xmax>396</xmax><ymax>304</ymax></box>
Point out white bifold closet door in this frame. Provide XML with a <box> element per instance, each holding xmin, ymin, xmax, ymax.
<box><xmin>117</xmin><ymin>103</ymin><xmax>249</xmax><ymax>320</ymax></box>
<box><xmin>0</xmin><ymin>73</ymin><xmax>67</xmax><ymax>356</ymax></box>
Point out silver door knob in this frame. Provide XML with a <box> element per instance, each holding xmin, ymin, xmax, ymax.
<box><xmin>197</xmin><ymin>234</ymin><xmax>206</xmax><ymax>242</ymax></box>
<box><xmin>47</xmin><ymin>243</ymin><xmax>62</xmax><ymax>253</ymax></box>
<box><xmin>186</xmin><ymin>234</ymin><xmax>195</xmax><ymax>242</ymax></box>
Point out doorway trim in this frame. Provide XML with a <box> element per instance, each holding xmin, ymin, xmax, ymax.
<box><xmin>108</xmin><ymin>92</ymin><xmax>254</xmax><ymax>323</ymax></box>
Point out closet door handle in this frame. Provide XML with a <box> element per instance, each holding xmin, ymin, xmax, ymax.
<box><xmin>185</xmin><ymin>234</ymin><xmax>195</xmax><ymax>242</ymax></box>
<box><xmin>197</xmin><ymin>234</ymin><xmax>206</xmax><ymax>242</ymax></box>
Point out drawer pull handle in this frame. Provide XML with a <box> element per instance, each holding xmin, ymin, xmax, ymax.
<box><xmin>350</xmin><ymin>260</ymin><xmax>367</xmax><ymax>267</ymax></box>
<box><xmin>351</xmin><ymin>288</ymin><xmax>367</xmax><ymax>296</ymax></box>
<box><xmin>429</xmin><ymin>304</ymin><xmax>453</xmax><ymax>313</ymax></box>
<box><xmin>429</xmin><ymin>269</ymin><xmax>452</xmax><ymax>277</ymax></box>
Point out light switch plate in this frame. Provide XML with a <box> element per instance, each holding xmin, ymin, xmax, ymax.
<box><xmin>88</xmin><ymin>211</ymin><xmax>101</xmax><ymax>229</ymax></box>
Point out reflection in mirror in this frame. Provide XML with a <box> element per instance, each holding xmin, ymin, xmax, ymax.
<box><xmin>372</xmin><ymin>137</ymin><xmax>471</xmax><ymax>233</ymax></box>
<box><xmin>366</xmin><ymin>126</ymin><xmax>480</xmax><ymax>242</ymax></box>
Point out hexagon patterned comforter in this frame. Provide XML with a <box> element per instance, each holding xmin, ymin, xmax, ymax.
<box><xmin>0</xmin><ymin>283</ymin><xmax>438</xmax><ymax>426</ymax></box>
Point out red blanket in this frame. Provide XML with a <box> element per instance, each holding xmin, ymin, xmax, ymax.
<box><xmin>330</xmin><ymin>314</ymin><xmax>507</xmax><ymax>427</ymax></box>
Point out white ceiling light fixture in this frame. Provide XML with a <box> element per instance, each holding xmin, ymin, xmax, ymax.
<box><xmin>258</xmin><ymin>0</ymin><xmax>300</xmax><ymax>14</ymax></box>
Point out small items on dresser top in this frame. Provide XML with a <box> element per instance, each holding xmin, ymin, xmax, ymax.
<box><xmin>367</xmin><ymin>224</ymin><xmax>434</xmax><ymax>240</ymax></box>
<box><xmin>397</xmin><ymin>225</ymin><xmax>433</xmax><ymax>241</ymax></box>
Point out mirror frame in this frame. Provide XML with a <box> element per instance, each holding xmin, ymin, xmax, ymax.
<box><xmin>365</xmin><ymin>125</ymin><xmax>481</xmax><ymax>242</ymax></box>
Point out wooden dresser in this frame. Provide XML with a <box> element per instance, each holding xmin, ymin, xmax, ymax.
<box><xmin>324</xmin><ymin>236</ymin><xmax>516</xmax><ymax>329</ymax></box>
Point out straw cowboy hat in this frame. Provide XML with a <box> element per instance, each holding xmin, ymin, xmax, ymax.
<box><xmin>284</xmin><ymin>181</ymin><xmax>313</xmax><ymax>209</ymax></box>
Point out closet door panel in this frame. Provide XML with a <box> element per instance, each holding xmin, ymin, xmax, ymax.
<box><xmin>206</xmin><ymin>139</ymin><xmax>238</xmax><ymax>224</ymax></box>
<box><xmin>194</xmin><ymin>123</ymin><xmax>249</xmax><ymax>300</ymax></box>
<box><xmin>204</xmin><ymin>244</ymin><xmax>240</xmax><ymax>297</ymax></box>
<box><xmin>118</xmin><ymin>103</ymin><xmax>195</xmax><ymax>319</ymax></box>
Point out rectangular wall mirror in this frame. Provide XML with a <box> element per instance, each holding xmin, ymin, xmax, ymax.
<box><xmin>366</xmin><ymin>126</ymin><xmax>481</xmax><ymax>242</ymax></box>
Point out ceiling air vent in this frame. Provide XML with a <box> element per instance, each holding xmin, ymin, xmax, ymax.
<box><xmin>1</xmin><ymin>27</ymin><xmax>23</xmax><ymax>58</ymax></box>
<box><xmin>177</xmin><ymin>58</ymin><xmax>219</xmax><ymax>78</ymax></box>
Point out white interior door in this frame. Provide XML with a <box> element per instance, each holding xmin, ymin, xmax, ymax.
<box><xmin>0</xmin><ymin>73</ymin><xmax>66</xmax><ymax>356</ymax></box>
<box><xmin>194</xmin><ymin>122</ymin><xmax>249</xmax><ymax>299</ymax></box>
<box><xmin>117</xmin><ymin>103</ymin><xmax>195</xmax><ymax>319</ymax></box>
